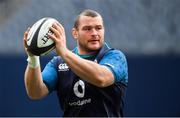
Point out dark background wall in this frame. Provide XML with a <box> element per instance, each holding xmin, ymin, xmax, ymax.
<box><xmin>0</xmin><ymin>0</ymin><xmax>180</xmax><ymax>117</ymax></box>
<box><xmin>0</xmin><ymin>55</ymin><xmax>179</xmax><ymax>117</ymax></box>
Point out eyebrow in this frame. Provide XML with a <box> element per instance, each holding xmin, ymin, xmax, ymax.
<box><xmin>82</xmin><ymin>25</ymin><xmax>103</xmax><ymax>28</ymax></box>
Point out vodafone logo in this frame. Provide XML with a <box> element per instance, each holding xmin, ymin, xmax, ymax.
<box><xmin>69</xmin><ymin>80</ymin><xmax>92</xmax><ymax>106</ymax></box>
<box><xmin>73</xmin><ymin>80</ymin><xmax>85</xmax><ymax>98</ymax></box>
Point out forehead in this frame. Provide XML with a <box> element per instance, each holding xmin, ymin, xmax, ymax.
<box><xmin>78</xmin><ymin>15</ymin><xmax>103</xmax><ymax>28</ymax></box>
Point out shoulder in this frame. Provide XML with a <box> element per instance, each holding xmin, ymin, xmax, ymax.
<box><xmin>104</xmin><ymin>49</ymin><xmax>127</xmax><ymax>61</ymax></box>
<box><xmin>104</xmin><ymin>43</ymin><xmax>127</xmax><ymax>58</ymax></box>
<box><xmin>109</xmin><ymin>49</ymin><xmax>126</xmax><ymax>56</ymax></box>
<box><xmin>45</xmin><ymin>56</ymin><xmax>64</xmax><ymax>69</ymax></box>
<box><xmin>49</xmin><ymin>49</ymin><xmax>76</xmax><ymax>65</ymax></box>
<box><xmin>100</xmin><ymin>48</ymin><xmax>128</xmax><ymax>66</ymax></box>
<box><xmin>50</xmin><ymin>56</ymin><xmax>63</xmax><ymax>63</ymax></box>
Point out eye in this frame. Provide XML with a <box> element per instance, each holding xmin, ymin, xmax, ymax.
<box><xmin>96</xmin><ymin>26</ymin><xmax>103</xmax><ymax>30</ymax></box>
<box><xmin>83</xmin><ymin>26</ymin><xmax>91</xmax><ymax>31</ymax></box>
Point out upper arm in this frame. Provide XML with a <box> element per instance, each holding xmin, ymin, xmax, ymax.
<box><xmin>42</xmin><ymin>57</ymin><xmax>58</xmax><ymax>92</ymax></box>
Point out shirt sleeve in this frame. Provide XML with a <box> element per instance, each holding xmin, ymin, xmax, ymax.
<box><xmin>99</xmin><ymin>50</ymin><xmax>128</xmax><ymax>85</ymax></box>
<box><xmin>42</xmin><ymin>57</ymin><xmax>58</xmax><ymax>92</ymax></box>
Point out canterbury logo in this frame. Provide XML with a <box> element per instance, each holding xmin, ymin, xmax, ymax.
<box><xmin>58</xmin><ymin>63</ymin><xmax>69</xmax><ymax>71</ymax></box>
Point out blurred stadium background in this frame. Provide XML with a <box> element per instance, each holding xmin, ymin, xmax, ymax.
<box><xmin>0</xmin><ymin>0</ymin><xmax>180</xmax><ymax>116</ymax></box>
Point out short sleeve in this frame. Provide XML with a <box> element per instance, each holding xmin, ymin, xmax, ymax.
<box><xmin>99</xmin><ymin>50</ymin><xmax>128</xmax><ymax>85</ymax></box>
<box><xmin>42</xmin><ymin>56</ymin><xmax>58</xmax><ymax>92</ymax></box>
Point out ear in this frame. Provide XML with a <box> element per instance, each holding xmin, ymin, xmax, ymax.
<box><xmin>72</xmin><ymin>28</ymin><xmax>78</xmax><ymax>39</ymax></box>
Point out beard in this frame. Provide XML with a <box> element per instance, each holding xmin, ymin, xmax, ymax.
<box><xmin>77</xmin><ymin>41</ymin><xmax>103</xmax><ymax>54</ymax></box>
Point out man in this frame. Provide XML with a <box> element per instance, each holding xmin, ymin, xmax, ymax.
<box><xmin>23</xmin><ymin>9</ymin><xmax>128</xmax><ymax>117</ymax></box>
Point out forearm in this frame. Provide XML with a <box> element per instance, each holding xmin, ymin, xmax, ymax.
<box><xmin>24</xmin><ymin>66</ymin><xmax>49</xmax><ymax>99</ymax></box>
<box><xmin>62</xmin><ymin>50</ymin><xmax>114</xmax><ymax>87</ymax></box>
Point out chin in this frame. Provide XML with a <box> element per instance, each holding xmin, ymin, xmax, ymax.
<box><xmin>88</xmin><ymin>44</ymin><xmax>102</xmax><ymax>51</ymax></box>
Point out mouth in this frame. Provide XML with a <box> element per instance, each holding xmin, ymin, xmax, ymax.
<box><xmin>88</xmin><ymin>39</ymin><xmax>99</xmax><ymax>43</ymax></box>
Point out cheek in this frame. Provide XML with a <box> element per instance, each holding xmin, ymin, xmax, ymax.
<box><xmin>78</xmin><ymin>33</ymin><xmax>89</xmax><ymax>41</ymax></box>
<box><xmin>100</xmin><ymin>33</ymin><xmax>104</xmax><ymax>42</ymax></box>
<box><xmin>77</xmin><ymin>35</ymin><xmax>87</xmax><ymax>44</ymax></box>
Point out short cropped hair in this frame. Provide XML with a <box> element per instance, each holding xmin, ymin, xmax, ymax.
<box><xmin>73</xmin><ymin>9</ymin><xmax>103</xmax><ymax>29</ymax></box>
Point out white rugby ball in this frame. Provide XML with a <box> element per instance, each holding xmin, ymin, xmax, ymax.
<box><xmin>27</xmin><ymin>17</ymin><xmax>57</xmax><ymax>56</ymax></box>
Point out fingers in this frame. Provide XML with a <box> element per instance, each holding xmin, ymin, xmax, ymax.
<box><xmin>24</xmin><ymin>27</ymin><xmax>31</xmax><ymax>40</ymax></box>
<box><xmin>23</xmin><ymin>27</ymin><xmax>31</xmax><ymax>48</ymax></box>
<box><xmin>53</xmin><ymin>22</ymin><xmax>64</xmax><ymax>34</ymax></box>
<box><xmin>48</xmin><ymin>22</ymin><xmax>65</xmax><ymax>42</ymax></box>
<box><xmin>55</xmin><ymin>22</ymin><xmax>64</xmax><ymax>31</ymax></box>
<box><xmin>49</xmin><ymin>25</ymin><xmax>59</xmax><ymax>38</ymax></box>
<box><xmin>23</xmin><ymin>27</ymin><xmax>34</xmax><ymax>56</ymax></box>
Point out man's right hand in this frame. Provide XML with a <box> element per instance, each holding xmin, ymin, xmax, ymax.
<box><xmin>23</xmin><ymin>27</ymin><xmax>34</xmax><ymax>57</ymax></box>
<box><xmin>23</xmin><ymin>27</ymin><xmax>40</xmax><ymax>68</ymax></box>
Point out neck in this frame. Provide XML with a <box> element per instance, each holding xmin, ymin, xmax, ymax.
<box><xmin>77</xmin><ymin>47</ymin><xmax>99</xmax><ymax>55</ymax></box>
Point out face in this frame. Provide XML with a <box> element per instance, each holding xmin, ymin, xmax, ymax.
<box><xmin>72</xmin><ymin>15</ymin><xmax>105</xmax><ymax>54</ymax></box>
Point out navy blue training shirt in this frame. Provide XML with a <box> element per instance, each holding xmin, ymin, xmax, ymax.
<box><xmin>42</xmin><ymin>43</ymin><xmax>128</xmax><ymax>117</ymax></box>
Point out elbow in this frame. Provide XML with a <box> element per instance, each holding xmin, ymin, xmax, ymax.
<box><xmin>93</xmin><ymin>66</ymin><xmax>115</xmax><ymax>88</ymax></box>
<box><xmin>25</xmin><ymin>85</ymin><xmax>47</xmax><ymax>100</ymax></box>
<box><xmin>96</xmin><ymin>80</ymin><xmax>111</xmax><ymax>88</ymax></box>
<box><xmin>26</xmin><ymin>91</ymin><xmax>44</xmax><ymax>100</ymax></box>
<box><xmin>28</xmin><ymin>95</ymin><xmax>42</xmax><ymax>100</ymax></box>
<box><xmin>96</xmin><ymin>81</ymin><xmax>107</xmax><ymax>88</ymax></box>
<box><xmin>24</xmin><ymin>79</ymin><xmax>48</xmax><ymax>100</ymax></box>
<box><xmin>94</xmin><ymin>76</ymin><xmax>114</xmax><ymax>88</ymax></box>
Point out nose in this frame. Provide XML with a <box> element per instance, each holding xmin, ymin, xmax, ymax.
<box><xmin>91</xmin><ymin>28</ymin><xmax>98</xmax><ymax>36</ymax></box>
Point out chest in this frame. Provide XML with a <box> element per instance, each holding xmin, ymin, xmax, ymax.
<box><xmin>57</xmin><ymin>67</ymin><xmax>99</xmax><ymax>98</ymax></box>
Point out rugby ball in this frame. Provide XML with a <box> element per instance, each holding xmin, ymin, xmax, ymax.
<box><xmin>27</xmin><ymin>17</ymin><xmax>58</xmax><ymax>56</ymax></box>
